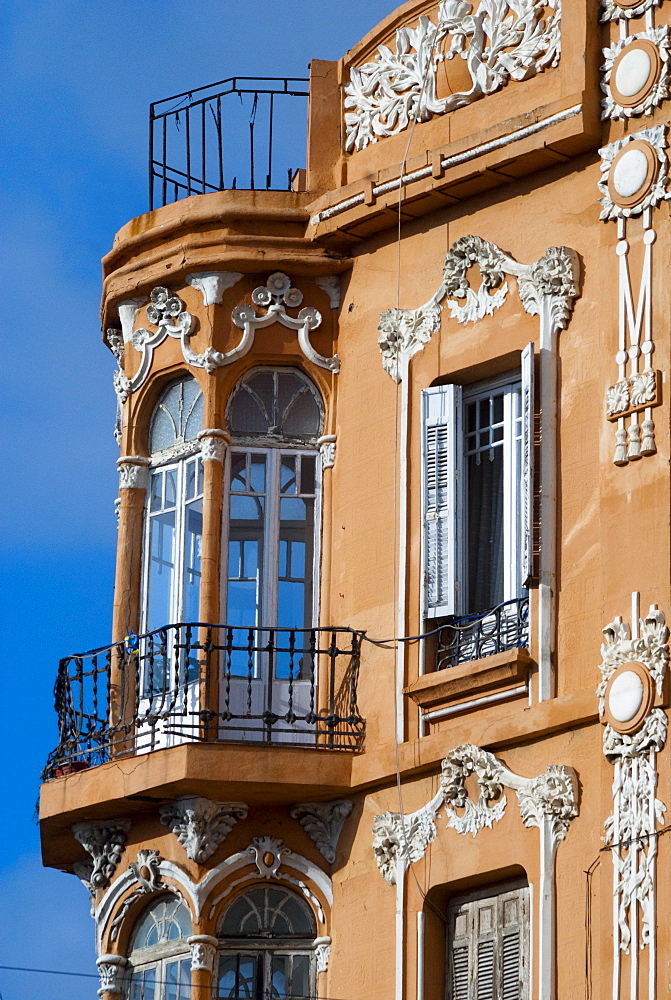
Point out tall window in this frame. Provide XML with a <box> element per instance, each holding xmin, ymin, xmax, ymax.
<box><xmin>224</xmin><ymin>369</ymin><xmax>322</xmax><ymax>634</ymax></box>
<box><xmin>446</xmin><ymin>882</ymin><xmax>530</xmax><ymax>1000</ymax></box>
<box><xmin>128</xmin><ymin>896</ymin><xmax>192</xmax><ymax>1000</ymax></box>
<box><xmin>217</xmin><ymin>886</ymin><xmax>317</xmax><ymax>1000</ymax></box>
<box><xmin>142</xmin><ymin>376</ymin><xmax>204</xmax><ymax>633</ymax></box>
<box><xmin>421</xmin><ymin>349</ymin><xmax>534</xmax><ymax>623</ymax></box>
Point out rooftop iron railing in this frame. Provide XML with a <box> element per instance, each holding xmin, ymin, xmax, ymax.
<box><xmin>149</xmin><ymin>77</ymin><xmax>310</xmax><ymax>209</ymax></box>
<box><xmin>435</xmin><ymin>596</ymin><xmax>529</xmax><ymax>670</ymax></box>
<box><xmin>44</xmin><ymin>623</ymin><xmax>364</xmax><ymax>778</ymax></box>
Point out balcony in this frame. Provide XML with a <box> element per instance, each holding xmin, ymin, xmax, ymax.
<box><xmin>43</xmin><ymin>624</ymin><xmax>364</xmax><ymax>779</ymax></box>
<box><xmin>149</xmin><ymin>76</ymin><xmax>310</xmax><ymax>209</ymax></box>
<box><xmin>435</xmin><ymin>596</ymin><xmax>530</xmax><ymax>670</ymax></box>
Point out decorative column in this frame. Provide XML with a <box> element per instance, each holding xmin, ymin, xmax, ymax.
<box><xmin>188</xmin><ymin>934</ymin><xmax>219</xmax><ymax>997</ymax></box>
<box><xmin>111</xmin><ymin>456</ymin><xmax>150</xmax><ymax>731</ymax></box>
<box><xmin>96</xmin><ymin>955</ymin><xmax>127</xmax><ymax>999</ymax></box>
<box><xmin>597</xmin><ymin>597</ymin><xmax>668</xmax><ymax>1000</ymax></box>
<box><xmin>197</xmin><ymin>429</ymin><xmax>229</xmax><ymax>733</ymax></box>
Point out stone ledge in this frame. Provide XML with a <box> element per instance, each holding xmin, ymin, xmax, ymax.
<box><xmin>405</xmin><ymin>647</ymin><xmax>533</xmax><ymax>710</ymax></box>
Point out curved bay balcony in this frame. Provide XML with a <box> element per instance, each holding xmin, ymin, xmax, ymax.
<box><xmin>44</xmin><ymin>624</ymin><xmax>364</xmax><ymax>779</ymax></box>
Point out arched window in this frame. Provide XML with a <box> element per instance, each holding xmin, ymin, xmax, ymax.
<box><xmin>128</xmin><ymin>895</ymin><xmax>192</xmax><ymax>1000</ymax></box>
<box><xmin>223</xmin><ymin>369</ymin><xmax>323</xmax><ymax>738</ymax></box>
<box><xmin>142</xmin><ymin>375</ymin><xmax>204</xmax><ymax>634</ymax></box>
<box><xmin>217</xmin><ymin>886</ymin><xmax>317</xmax><ymax>999</ymax></box>
<box><xmin>224</xmin><ymin>368</ymin><xmax>323</xmax><ymax>633</ymax></box>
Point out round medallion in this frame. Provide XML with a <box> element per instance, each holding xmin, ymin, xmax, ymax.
<box><xmin>603</xmin><ymin>661</ymin><xmax>654</xmax><ymax>734</ymax></box>
<box><xmin>610</xmin><ymin>40</ymin><xmax>661</xmax><ymax>108</ymax></box>
<box><xmin>607</xmin><ymin>140</ymin><xmax>658</xmax><ymax>209</ymax></box>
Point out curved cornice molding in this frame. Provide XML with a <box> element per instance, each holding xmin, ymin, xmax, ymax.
<box><xmin>378</xmin><ymin>235</ymin><xmax>581</xmax><ymax>381</ymax></box>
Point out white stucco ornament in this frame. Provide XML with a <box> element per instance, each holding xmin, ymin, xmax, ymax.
<box><xmin>615</xmin><ymin>48</ymin><xmax>652</xmax><ymax>97</ymax></box>
<box><xmin>343</xmin><ymin>0</ymin><xmax>561</xmax><ymax>152</ymax></box>
<box><xmin>159</xmin><ymin>797</ymin><xmax>248</xmax><ymax>863</ymax></box>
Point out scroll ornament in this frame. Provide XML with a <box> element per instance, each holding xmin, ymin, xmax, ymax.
<box><xmin>378</xmin><ymin>236</ymin><xmax>580</xmax><ymax>381</ymax></box>
<box><xmin>372</xmin><ymin>744</ymin><xmax>578</xmax><ymax>883</ymax></box>
<box><xmin>72</xmin><ymin>819</ymin><xmax>130</xmax><ymax>893</ymax></box>
<box><xmin>344</xmin><ymin>0</ymin><xmax>561</xmax><ymax>152</ymax></box>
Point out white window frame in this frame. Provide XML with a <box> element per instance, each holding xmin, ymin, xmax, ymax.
<box><xmin>446</xmin><ymin>881</ymin><xmax>530</xmax><ymax>1000</ymax></box>
<box><xmin>141</xmin><ymin>450</ymin><xmax>204</xmax><ymax>633</ymax></box>
<box><xmin>421</xmin><ymin>348</ymin><xmax>534</xmax><ymax>622</ymax></box>
<box><xmin>220</xmin><ymin>445</ymin><xmax>322</xmax><ymax>631</ymax></box>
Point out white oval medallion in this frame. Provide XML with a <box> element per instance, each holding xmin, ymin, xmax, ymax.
<box><xmin>614</xmin><ymin>47</ymin><xmax>652</xmax><ymax>98</ymax></box>
<box><xmin>613</xmin><ymin>149</ymin><xmax>650</xmax><ymax>198</ymax></box>
<box><xmin>608</xmin><ymin>669</ymin><xmax>644</xmax><ymax>723</ymax></box>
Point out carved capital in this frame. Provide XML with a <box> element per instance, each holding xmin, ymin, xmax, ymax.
<box><xmin>317</xmin><ymin>435</ymin><xmax>337</xmax><ymax>470</ymax></box>
<box><xmin>315</xmin><ymin>275</ymin><xmax>341</xmax><ymax>309</ymax></box>
<box><xmin>518</xmin><ymin>246</ymin><xmax>581</xmax><ymax>332</ymax></box>
<box><xmin>315</xmin><ymin>936</ymin><xmax>331</xmax><ymax>973</ymax></box>
<box><xmin>117</xmin><ymin>456</ymin><xmax>150</xmax><ymax>491</ymax></box>
<box><xmin>159</xmin><ymin>796</ymin><xmax>248</xmax><ymax>863</ymax></box>
<box><xmin>198</xmin><ymin>428</ymin><xmax>230</xmax><ymax>464</ymax></box>
<box><xmin>97</xmin><ymin>955</ymin><xmax>127</xmax><ymax>996</ymax></box>
<box><xmin>290</xmin><ymin>800</ymin><xmax>353</xmax><ymax>863</ymax></box>
<box><xmin>72</xmin><ymin>820</ymin><xmax>130</xmax><ymax>892</ymax></box>
<box><xmin>188</xmin><ymin>934</ymin><xmax>219</xmax><ymax>973</ymax></box>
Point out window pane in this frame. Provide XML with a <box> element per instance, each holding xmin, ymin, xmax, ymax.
<box><xmin>150</xmin><ymin>406</ymin><xmax>177</xmax><ymax>453</ymax></box>
<box><xmin>299</xmin><ymin>456</ymin><xmax>316</xmax><ymax>496</ymax></box>
<box><xmin>184</xmin><ymin>499</ymin><xmax>202</xmax><ymax>621</ymax></box>
<box><xmin>272</xmin><ymin>955</ymin><xmax>289</xmax><ymax>998</ymax></box>
<box><xmin>150</xmin><ymin>470</ymin><xmax>163</xmax><ymax>511</ymax></box>
<box><xmin>250</xmin><ymin>455</ymin><xmax>266</xmax><ymax>493</ymax></box>
<box><xmin>218</xmin><ymin>955</ymin><xmax>259</xmax><ymax>999</ymax></box>
<box><xmin>466</xmin><ymin>446</ymin><xmax>504</xmax><ymax>612</ymax></box>
<box><xmin>281</xmin><ymin>456</ymin><xmax>297</xmax><ymax>494</ymax></box>
<box><xmin>283</xmin><ymin>390</ymin><xmax>320</xmax><ymax>437</ymax></box>
<box><xmin>130</xmin><ymin>968</ymin><xmax>156</xmax><ymax>1000</ymax></box>
<box><xmin>183</xmin><ymin>385</ymin><xmax>203</xmax><ymax>441</ymax></box>
<box><xmin>230</xmin><ymin>387</ymin><xmax>269</xmax><ymax>435</ymax></box>
<box><xmin>288</xmin><ymin>954</ymin><xmax>310</xmax><ymax>999</ymax></box>
<box><xmin>146</xmin><ymin>511</ymin><xmax>176</xmax><ymax>631</ymax></box>
<box><xmin>165</xmin><ymin>469</ymin><xmax>177</xmax><ymax>507</ymax></box>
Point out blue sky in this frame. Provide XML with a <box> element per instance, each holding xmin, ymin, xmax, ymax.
<box><xmin>0</xmin><ymin>2</ymin><xmax>393</xmax><ymax>996</ymax></box>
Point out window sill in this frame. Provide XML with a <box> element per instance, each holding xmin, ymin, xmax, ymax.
<box><xmin>405</xmin><ymin>647</ymin><xmax>532</xmax><ymax>711</ymax></box>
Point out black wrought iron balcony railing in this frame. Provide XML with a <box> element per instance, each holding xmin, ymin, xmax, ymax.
<box><xmin>149</xmin><ymin>76</ymin><xmax>310</xmax><ymax>209</ymax></box>
<box><xmin>435</xmin><ymin>596</ymin><xmax>529</xmax><ymax>670</ymax></box>
<box><xmin>43</xmin><ymin>624</ymin><xmax>364</xmax><ymax>779</ymax></box>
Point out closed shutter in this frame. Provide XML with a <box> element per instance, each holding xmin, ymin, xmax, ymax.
<box><xmin>447</xmin><ymin>883</ymin><xmax>529</xmax><ymax>1000</ymax></box>
<box><xmin>422</xmin><ymin>384</ymin><xmax>461</xmax><ymax>618</ymax></box>
<box><xmin>520</xmin><ymin>343</ymin><xmax>535</xmax><ymax>589</ymax></box>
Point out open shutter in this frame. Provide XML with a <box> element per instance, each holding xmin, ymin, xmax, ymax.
<box><xmin>422</xmin><ymin>384</ymin><xmax>460</xmax><ymax>619</ymax></box>
<box><xmin>520</xmin><ymin>343</ymin><xmax>535</xmax><ymax>589</ymax></box>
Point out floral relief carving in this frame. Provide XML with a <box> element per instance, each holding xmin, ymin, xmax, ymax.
<box><xmin>315</xmin><ymin>938</ymin><xmax>331</xmax><ymax>973</ymax></box>
<box><xmin>372</xmin><ymin>746</ymin><xmax>578</xmax><ymax>881</ymax></box>
<box><xmin>440</xmin><ymin>744</ymin><xmax>507</xmax><ymax>836</ymax></box>
<box><xmin>601</xmin><ymin>28</ymin><xmax>670</xmax><ymax>121</ymax></box>
<box><xmin>290</xmin><ymin>800</ymin><xmax>353</xmax><ymax>864</ymax></box>
<box><xmin>372</xmin><ymin>794</ymin><xmax>442</xmax><ymax>885</ymax></box>
<box><xmin>159</xmin><ymin>797</ymin><xmax>248</xmax><ymax>863</ymax></box>
<box><xmin>343</xmin><ymin>0</ymin><xmax>561</xmax><ymax>152</ymax></box>
<box><xmin>377</xmin><ymin>238</ymin><xmax>580</xmax><ymax>380</ymax></box>
<box><xmin>72</xmin><ymin>820</ymin><xmax>130</xmax><ymax>892</ymax></box>
<box><xmin>516</xmin><ymin>764</ymin><xmax>578</xmax><ymax>842</ymax></box>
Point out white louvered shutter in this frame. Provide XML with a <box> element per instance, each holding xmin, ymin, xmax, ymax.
<box><xmin>520</xmin><ymin>343</ymin><xmax>535</xmax><ymax>589</ymax></box>
<box><xmin>447</xmin><ymin>884</ymin><xmax>529</xmax><ymax>1000</ymax></box>
<box><xmin>422</xmin><ymin>384</ymin><xmax>460</xmax><ymax>618</ymax></box>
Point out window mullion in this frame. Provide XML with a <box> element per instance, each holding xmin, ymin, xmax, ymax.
<box><xmin>173</xmin><ymin>461</ymin><xmax>187</xmax><ymax>625</ymax></box>
<box><xmin>265</xmin><ymin>450</ymin><xmax>281</xmax><ymax>631</ymax></box>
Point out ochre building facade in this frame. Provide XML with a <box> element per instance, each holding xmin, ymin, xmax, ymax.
<box><xmin>40</xmin><ymin>2</ymin><xmax>671</xmax><ymax>999</ymax></box>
